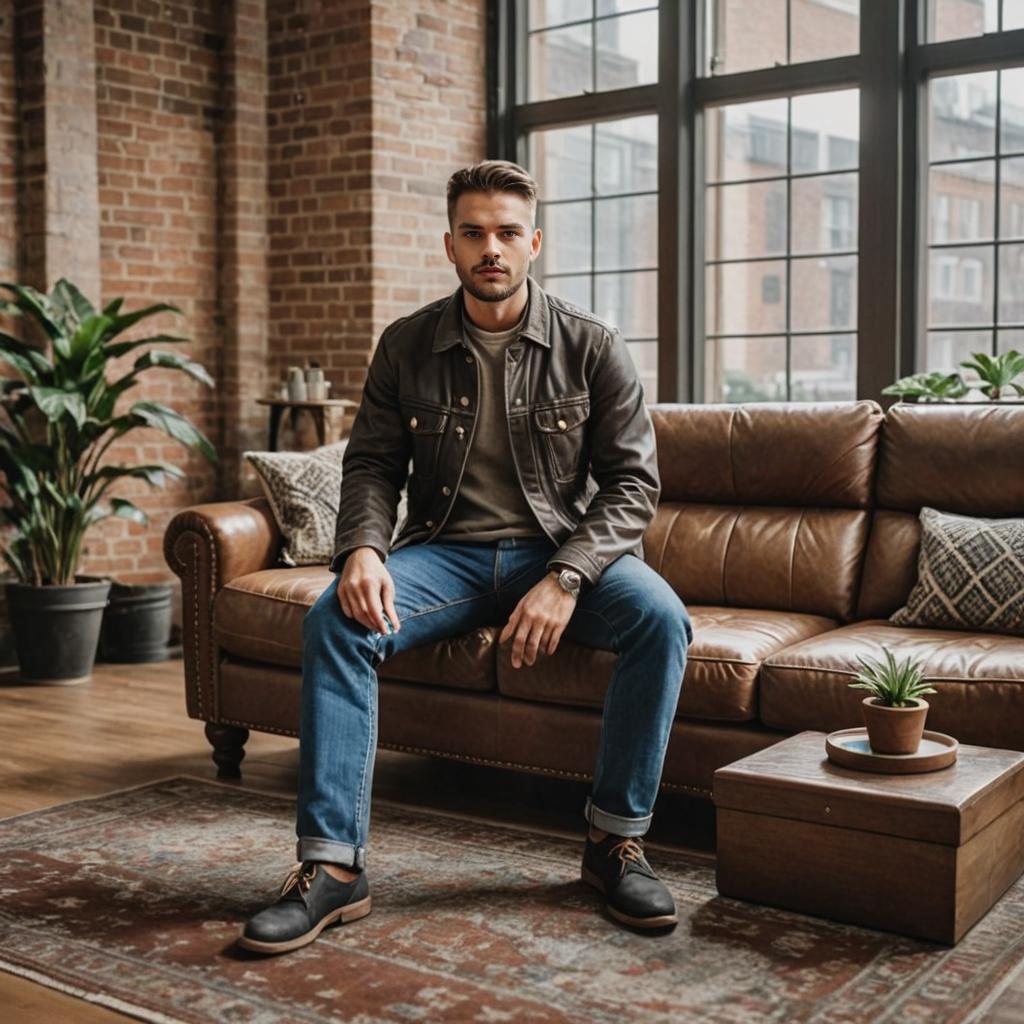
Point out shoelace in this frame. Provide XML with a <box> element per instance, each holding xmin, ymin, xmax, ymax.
<box><xmin>280</xmin><ymin>861</ymin><xmax>317</xmax><ymax>902</ymax></box>
<box><xmin>608</xmin><ymin>838</ymin><xmax>652</xmax><ymax>879</ymax></box>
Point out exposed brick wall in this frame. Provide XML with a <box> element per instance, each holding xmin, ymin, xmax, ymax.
<box><xmin>88</xmin><ymin>0</ymin><xmax>225</xmax><ymax>581</ymax></box>
<box><xmin>267</xmin><ymin>0</ymin><xmax>374</xmax><ymax>407</ymax></box>
<box><xmin>0</xmin><ymin>0</ymin><xmax>17</xmax><ymax>285</ymax></box>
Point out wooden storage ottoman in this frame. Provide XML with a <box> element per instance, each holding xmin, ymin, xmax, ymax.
<box><xmin>713</xmin><ymin>731</ymin><xmax>1024</xmax><ymax>944</ymax></box>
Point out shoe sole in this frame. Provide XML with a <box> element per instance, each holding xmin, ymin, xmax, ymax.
<box><xmin>236</xmin><ymin>895</ymin><xmax>372</xmax><ymax>954</ymax></box>
<box><xmin>580</xmin><ymin>866</ymin><xmax>678</xmax><ymax>929</ymax></box>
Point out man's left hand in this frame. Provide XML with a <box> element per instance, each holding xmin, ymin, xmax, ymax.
<box><xmin>499</xmin><ymin>572</ymin><xmax>577</xmax><ymax>668</ymax></box>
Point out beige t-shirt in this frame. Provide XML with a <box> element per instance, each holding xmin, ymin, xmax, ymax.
<box><xmin>438</xmin><ymin>305</ymin><xmax>547</xmax><ymax>543</ymax></box>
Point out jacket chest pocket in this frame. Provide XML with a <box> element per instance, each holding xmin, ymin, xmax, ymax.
<box><xmin>404</xmin><ymin>407</ymin><xmax>449</xmax><ymax>482</ymax></box>
<box><xmin>534</xmin><ymin>399</ymin><xmax>589</xmax><ymax>484</ymax></box>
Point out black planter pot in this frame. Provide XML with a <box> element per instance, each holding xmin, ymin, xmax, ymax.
<box><xmin>99</xmin><ymin>581</ymin><xmax>174</xmax><ymax>663</ymax></box>
<box><xmin>5</xmin><ymin>578</ymin><xmax>111</xmax><ymax>685</ymax></box>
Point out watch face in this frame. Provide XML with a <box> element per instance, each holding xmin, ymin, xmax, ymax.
<box><xmin>560</xmin><ymin>569</ymin><xmax>582</xmax><ymax>588</ymax></box>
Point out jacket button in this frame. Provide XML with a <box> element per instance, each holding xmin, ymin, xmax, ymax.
<box><xmin>409</xmin><ymin>416</ymin><xmax>418</xmax><ymax>429</ymax></box>
<box><xmin>425</xmin><ymin>519</ymin><xmax>434</xmax><ymax>528</ymax></box>
<box><xmin>442</xmin><ymin>485</ymin><xmax>451</xmax><ymax>496</ymax></box>
<box><xmin>514</xmin><ymin>398</ymin><xmax>523</xmax><ymax>406</ymax></box>
<box><xmin>557</xmin><ymin>418</ymin><xmax>567</xmax><ymax>430</ymax></box>
<box><xmin>465</xmin><ymin>355</ymin><xmax>473</xmax><ymax>363</ymax></box>
<box><xmin>455</xmin><ymin>425</ymin><xmax>465</xmax><ymax>437</ymax></box>
<box><xmin>459</xmin><ymin>396</ymin><xmax>470</xmax><ymax>407</ymax></box>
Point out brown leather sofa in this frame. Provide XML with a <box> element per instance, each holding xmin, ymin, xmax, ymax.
<box><xmin>164</xmin><ymin>400</ymin><xmax>1024</xmax><ymax>795</ymax></box>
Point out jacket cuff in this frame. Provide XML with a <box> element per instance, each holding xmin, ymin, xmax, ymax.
<box><xmin>329</xmin><ymin>537</ymin><xmax>388</xmax><ymax>574</ymax></box>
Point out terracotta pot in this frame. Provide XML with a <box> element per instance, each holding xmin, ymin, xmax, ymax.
<box><xmin>861</xmin><ymin>696</ymin><xmax>929</xmax><ymax>755</ymax></box>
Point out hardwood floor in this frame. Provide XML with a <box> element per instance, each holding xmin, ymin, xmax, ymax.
<box><xmin>0</xmin><ymin>657</ymin><xmax>714</xmax><ymax>1022</ymax></box>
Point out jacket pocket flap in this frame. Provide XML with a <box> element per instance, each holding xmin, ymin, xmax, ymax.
<box><xmin>404</xmin><ymin>409</ymin><xmax>449</xmax><ymax>435</ymax></box>
<box><xmin>533</xmin><ymin>401</ymin><xmax>589</xmax><ymax>433</ymax></box>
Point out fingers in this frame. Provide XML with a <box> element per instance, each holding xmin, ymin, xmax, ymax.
<box><xmin>337</xmin><ymin>570</ymin><xmax>397</xmax><ymax>635</ymax></box>
<box><xmin>510</xmin><ymin>616</ymin><xmax>549</xmax><ymax>668</ymax></box>
<box><xmin>381</xmin><ymin>576</ymin><xmax>401</xmax><ymax>633</ymax></box>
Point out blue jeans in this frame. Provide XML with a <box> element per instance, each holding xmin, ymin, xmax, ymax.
<box><xmin>295</xmin><ymin>536</ymin><xmax>693</xmax><ymax>868</ymax></box>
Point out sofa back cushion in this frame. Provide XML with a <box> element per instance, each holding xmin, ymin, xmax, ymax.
<box><xmin>646</xmin><ymin>402</ymin><xmax>883</xmax><ymax>622</ymax></box>
<box><xmin>857</xmin><ymin>403</ymin><xmax>1024</xmax><ymax>619</ymax></box>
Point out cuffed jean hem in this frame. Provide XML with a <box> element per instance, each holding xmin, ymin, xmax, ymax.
<box><xmin>583</xmin><ymin>796</ymin><xmax>652</xmax><ymax>837</ymax></box>
<box><xmin>296</xmin><ymin>836</ymin><xmax>366</xmax><ymax>870</ymax></box>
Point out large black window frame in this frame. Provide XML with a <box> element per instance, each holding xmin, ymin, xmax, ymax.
<box><xmin>489</xmin><ymin>0</ymin><xmax>1024</xmax><ymax>404</ymax></box>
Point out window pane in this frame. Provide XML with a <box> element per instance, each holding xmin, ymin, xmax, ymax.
<box><xmin>546</xmin><ymin>274</ymin><xmax>592</xmax><ymax>310</ymax></box>
<box><xmin>1005</xmin><ymin>0</ymin><xmax>1024</xmax><ymax>31</ymax></box>
<box><xmin>927</xmin><ymin>245</ymin><xmax>994</xmax><ymax>326</ymax></box>
<box><xmin>926</xmin><ymin>0</ymin><xmax>997</xmax><ymax>42</ymax></box>
<box><xmin>528</xmin><ymin>0</ymin><xmax>592</xmax><ymax>31</ymax></box>
<box><xmin>923</xmin><ymin>330</ymin><xmax>992</xmax><ymax>373</ymax></box>
<box><xmin>929</xmin><ymin>72</ymin><xmax>998</xmax><ymax>162</ymax></box>
<box><xmin>626</xmin><ymin>340</ymin><xmax>658</xmax><ymax>402</ymax></box>
<box><xmin>595</xmin><ymin>116</ymin><xmax>658</xmax><ymax>195</ymax></box>
<box><xmin>791</xmin><ymin>173</ymin><xmax>858</xmax><ymax>254</ymax></box>
<box><xmin>594</xmin><ymin>194</ymin><xmax>657</xmax><ymax>270</ymax></box>
<box><xmin>530</xmin><ymin>125</ymin><xmax>592</xmax><ymax>202</ymax></box>
<box><xmin>593</xmin><ymin>271</ymin><xmax>657</xmax><ymax>337</ymax></box>
<box><xmin>529</xmin><ymin>22</ymin><xmax>592</xmax><ymax>102</ymax></box>
<box><xmin>706</xmin><ymin>180</ymin><xmax>788</xmax><ymax>260</ymax></box>
<box><xmin>928</xmin><ymin>161</ymin><xmax>995</xmax><ymax>242</ymax></box>
<box><xmin>706</xmin><ymin>98</ymin><xmax>788</xmax><ymax>183</ymax></box>
<box><xmin>595</xmin><ymin>11</ymin><xmax>658</xmax><ymax>91</ymax></box>
<box><xmin>790</xmin><ymin>334</ymin><xmax>857</xmax><ymax>401</ymax></box>
<box><xmin>791</xmin><ymin>91</ymin><xmax>859</xmax><ymax>175</ymax></box>
<box><xmin>1001</xmin><ymin>68</ymin><xmax>1024</xmax><ymax>155</ymax></box>
<box><xmin>707</xmin><ymin>0</ymin><xmax>786</xmax><ymax>76</ymax></box>
<box><xmin>539</xmin><ymin>201</ymin><xmax>592</xmax><ymax>273</ymax></box>
<box><xmin>597</xmin><ymin>0</ymin><xmax>657</xmax><ymax>14</ymax></box>
<box><xmin>997</xmin><ymin>328</ymin><xmax>1024</xmax><ymax>353</ymax></box>
<box><xmin>790</xmin><ymin>0</ymin><xmax>860</xmax><ymax>64</ymax></box>
<box><xmin>705</xmin><ymin>336</ymin><xmax>787</xmax><ymax>402</ymax></box>
<box><xmin>997</xmin><ymin>243</ymin><xmax>1024</xmax><ymax>323</ymax></box>
<box><xmin>1000</xmin><ymin>157</ymin><xmax>1024</xmax><ymax>239</ymax></box>
<box><xmin>791</xmin><ymin>255</ymin><xmax>857</xmax><ymax>331</ymax></box>
<box><xmin>705</xmin><ymin>261</ymin><xmax>787</xmax><ymax>335</ymax></box>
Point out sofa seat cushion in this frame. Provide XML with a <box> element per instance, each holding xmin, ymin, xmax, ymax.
<box><xmin>213</xmin><ymin>567</ymin><xmax>497</xmax><ymax>692</ymax></box>
<box><xmin>497</xmin><ymin>605</ymin><xmax>837</xmax><ymax>722</ymax></box>
<box><xmin>760</xmin><ymin>620</ymin><xmax>1024</xmax><ymax>749</ymax></box>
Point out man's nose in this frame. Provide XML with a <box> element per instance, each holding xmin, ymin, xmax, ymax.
<box><xmin>482</xmin><ymin>237</ymin><xmax>501</xmax><ymax>259</ymax></box>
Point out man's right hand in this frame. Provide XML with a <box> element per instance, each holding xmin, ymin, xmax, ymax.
<box><xmin>336</xmin><ymin>547</ymin><xmax>401</xmax><ymax>635</ymax></box>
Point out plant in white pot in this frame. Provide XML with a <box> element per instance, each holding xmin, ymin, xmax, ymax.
<box><xmin>848</xmin><ymin>647</ymin><xmax>936</xmax><ymax>755</ymax></box>
<box><xmin>0</xmin><ymin>279</ymin><xmax>215</xmax><ymax>684</ymax></box>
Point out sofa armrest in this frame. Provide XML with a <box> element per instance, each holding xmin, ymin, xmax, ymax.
<box><xmin>164</xmin><ymin>498</ymin><xmax>282</xmax><ymax>721</ymax></box>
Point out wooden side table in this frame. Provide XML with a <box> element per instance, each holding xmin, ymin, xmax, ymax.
<box><xmin>713</xmin><ymin>730</ymin><xmax>1024</xmax><ymax>944</ymax></box>
<box><xmin>255</xmin><ymin>397</ymin><xmax>359</xmax><ymax>451</ymax></box>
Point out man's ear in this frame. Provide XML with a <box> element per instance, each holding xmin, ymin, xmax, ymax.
<box><xmin>443</xmin><ymin>231</ymin><xmax>456</xmax><ymax>264</ymax></box>
<box><xmin>530</xmin><ymin>226</ymin><xmax>543</xmax><ymax>262</ymax></box>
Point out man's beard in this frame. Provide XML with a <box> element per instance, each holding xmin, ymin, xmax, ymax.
<box><xmin>456</xmin><ymin>262</ymin><xmax>528</xmax><ymax>303</ymax></box>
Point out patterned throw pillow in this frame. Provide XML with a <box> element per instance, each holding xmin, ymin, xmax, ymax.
<box><xmin>244</xmin><ymin>442</ymin><xmax>408</xmax><ymax>567</ymax></box>
<box><xmin>889</xmin><ymin>506</ymin><xmax>1024</xmax><ymax>636</ymax></box>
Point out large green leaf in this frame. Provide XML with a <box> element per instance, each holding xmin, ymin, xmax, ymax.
<box><xmin>0</xmin><ymin>348</ymin><xmax>42</xmax><ymax>384</ymax></box>
<box><xmin>90</xmin><ymin>462</ymin><xmax>186</xmax><ymax>488</ymax></box>
<box><xmin>103</xmin><ymin>333</ymin><xmax>189</xmax><ymax>360</ymax></box>
<box><xmin>102</xmin><ymin>297</ymin><xmax>124</xmax><ymax>318</ymax></box>
<box><xmin>133</xmin><ymin>350</ymin><xmax>214</xmax><ymax>388</ymax></box>
<box><xmin>28</xmin><ymin>386</ymin><xmax>87</xmax><ymax>428</ymax></box>
<box><xmin>105</xmin><ymin>303</ymin><xmax>182</xmax><ymax>341</ymax></box>
<box><xmin>127</xmin><ymin>400</ymin><xmax>217</xmax><ymax>462</ymax></box>
<box><xmin>110</xmin><ymin>497</ymin><xmax>149</xmax><ymax>527</ymax></box>
<box><xmin>0</xmin><ymin>283</ymin><xmax>61</xmax><ymax>341</ymax></box>
<box><xmin>51</xmin><ymin>278</ymin><xmax>97</xmax><ymax>333</ymax></box>
<box><xmin>0</xmin><ymin>331</ymin><xmax>53</xmax><ymax>378</ymax></box>
<box><xmin>69</xmin><ymin>313</ymin><xmax>113</xmax><ymax>366</ymax></box>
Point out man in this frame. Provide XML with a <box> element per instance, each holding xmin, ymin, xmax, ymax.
<box><xmin>239</xmin><ymin>160</ymin><xmax>693</xmax><ymax>955</ymax></box>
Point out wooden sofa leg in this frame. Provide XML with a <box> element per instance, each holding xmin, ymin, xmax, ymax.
<box><xmin>205</xmin><ymin>722</ymin><xmax>249</xmax><ymax>779</ymax></box>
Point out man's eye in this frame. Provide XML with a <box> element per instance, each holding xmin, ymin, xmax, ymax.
<box><xmin>503</xmin><ymin>231</ymin><xmax>520</xmax><ymax>238</ymax></box>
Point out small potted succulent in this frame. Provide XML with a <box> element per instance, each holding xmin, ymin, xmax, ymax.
<box><xmin>848</xmin><ymin>647</ymin><xmax>936</xmax><ymax>755</ymax></box>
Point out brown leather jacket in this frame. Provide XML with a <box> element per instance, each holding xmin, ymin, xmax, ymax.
<box><xmin>330</xmin><ymin>276</ymin><xmax>660</xmax><ymax>587</ymax></box>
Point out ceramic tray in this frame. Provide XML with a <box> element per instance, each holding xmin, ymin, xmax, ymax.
<box><xmin>825</xmin><ymin>728</ymin><xmax>959</xmax><ymax>774</ymax></box>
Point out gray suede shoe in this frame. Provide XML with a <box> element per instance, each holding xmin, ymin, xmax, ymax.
<box><xmin>238</xmin><ymin>861</ymin><xmax>371</xmax><ymax>955</ymax></box>
<box><xmin>581</xmin><ymin>835</ymin><xmax>677</xmax><ymax>930</ymax></box>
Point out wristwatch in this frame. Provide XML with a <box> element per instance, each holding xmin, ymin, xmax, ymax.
<box><xmin>551</xmin><ymin>565</ymin><xmax>583</xmax><ymax>600</ymax></box>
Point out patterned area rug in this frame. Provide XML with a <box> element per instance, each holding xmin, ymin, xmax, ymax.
<box><xmin>1</xmin><ymin>777</ymin><xmax>1023</xmax><ymax>1023</ymax></box>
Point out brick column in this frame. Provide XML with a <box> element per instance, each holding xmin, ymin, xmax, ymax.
<box><xmin>219</xmin><ymin>0</ymin><xmax>269</xmax><ymax>494</ymax></box>
<box><xmin>15</xmin><ymin>0</ymin><xmax>101</xmax><ymax>298</ymax></box>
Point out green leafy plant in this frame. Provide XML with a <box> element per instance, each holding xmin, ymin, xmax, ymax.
<box><xmin>881</xmin><ymin>371</ymin><xmax>970</xmax><ymax>402</ymax></box>
<box><xmin>0</xmin><ymin>279</ymin><xmax>216</xmax><ymax>586</ymax></box>
<box><xmin>848</xmin><ymin>646</ymin><xmax>936</xmax><ymax>707</ymax></box>
<box><xmin>958</xmin><ymin>349</ymin><xmax>1024</xmax><ymax>400</ymax></box>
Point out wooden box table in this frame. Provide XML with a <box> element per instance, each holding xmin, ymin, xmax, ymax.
<box><xmin>713</xmin><ymin>731</ymin><xmax>1024</xmax><ymax>944</ymax></box>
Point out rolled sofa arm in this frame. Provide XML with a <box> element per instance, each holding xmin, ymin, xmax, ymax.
<box><xmin>164</xmin><ymin>498</ymin><xmax>281</xmax><ymax>721</ymax></box>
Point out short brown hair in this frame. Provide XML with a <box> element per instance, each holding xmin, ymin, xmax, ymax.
<box><xmin>446</xmin><ymin>160</ymin><xmax>538</xmax><ymax>226</ymax></box>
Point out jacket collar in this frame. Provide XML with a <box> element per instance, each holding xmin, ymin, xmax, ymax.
<box><xmin>432</xmin><ymin>275</ymin><xmax>550</xmax><ymax>352</ymax></box>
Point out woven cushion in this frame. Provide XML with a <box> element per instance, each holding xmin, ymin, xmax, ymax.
<box><xmin>245</xmin><ymin>442</ymin><xmax>408</xmax><ymax>566</ymax></box>
<box><xmin>889</xmin><ymin>506</ymin><xmax>1024</xmax><ymax>637</ymax></box>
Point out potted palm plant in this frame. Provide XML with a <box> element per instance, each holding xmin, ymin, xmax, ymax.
<box><xmin>882</xmin><ymin>350</ymin><xmax>1024</xmax><ymax>402</ymax></box>
<box><xmin>848</xmin><ymin>647</ymin><xmax>936</xmax><ymax>755</ymax></box>
<box><xmin>0</xmin><ymin>279</ymin><xmax>215</xmax><ymax>684</ymax></box>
